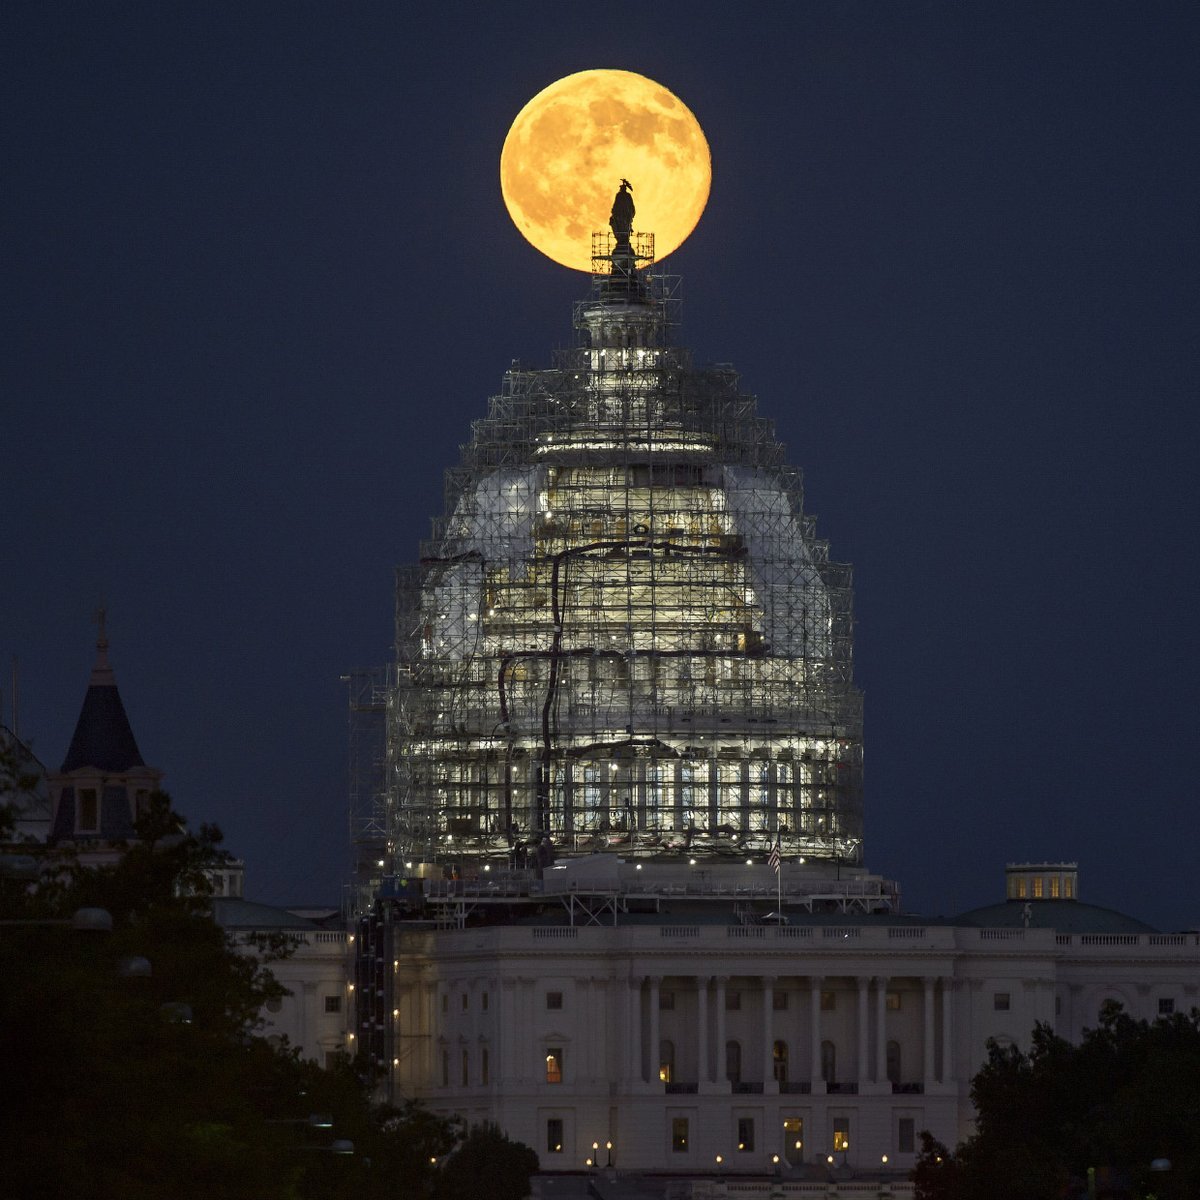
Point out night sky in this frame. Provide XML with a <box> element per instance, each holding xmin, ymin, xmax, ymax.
<box><xmin>5</xmin><ymin>3</ymin><xmax>1198</xmax><ymax>929</ymax></box>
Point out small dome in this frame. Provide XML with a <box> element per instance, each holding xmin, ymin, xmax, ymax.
<box><xmin>954</xmin><ymin>898</ymin><xmax>1156</xmax><ymax>935</ymax></box>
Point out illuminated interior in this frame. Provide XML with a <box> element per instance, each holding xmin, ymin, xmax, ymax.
<box><xmin>385</xmin><ymin>235</ymin><xmax>862</xmax><ymax>870</ymax></box>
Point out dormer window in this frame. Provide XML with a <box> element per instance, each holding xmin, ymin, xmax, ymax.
<box><xmin>77</xmin><ymin>788</ymin><xmax>99</xmax><ymax>833</ymax></box>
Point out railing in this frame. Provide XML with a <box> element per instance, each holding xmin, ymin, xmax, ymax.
<box><xmin>664</xmin><ymin>1082</ymin><xmax>699</xmax><ymax>1094</ymax></box>
<box><xmin>661</xmin><ymin>926</ymin><xmax>700</xmax><ymax>938</ymax></box>
<box><xmin>979</xmin><ymin>928</ymin><xmax>1025</xmax><ymax>940</ymax></box>
<box><xmin>892</xmin><ymin>1081</ymin><xmax>924</xmax><ymax>1094</ymax></box>
<box><xmin>731</xmin><ymin>1081</ymin><xmax>763</xmax><ymax>1094</ymax></box>
<box><xmin>779</xmin><ymin>1080</ymin><xmax>811</xmax><ymax>1094</ymax></box>
<box><xmin>772</xmin><ymin>926</ymin><xmax>814</xmax><ymax>939</ymax></box>
<box><xmin>532</xmin><ymin>927</ymin><xmax>577</xmax><ymax>939</ymax></box>
<box><xmin>822</xmin><ymin>927</ymin><xmax>860</xmax><ymax>939</ymax></box>
<box><xmin>826</xmin><ymin>1081</ymin><xmax>858</xmax><ymax>1094</ymax></box>
<box><xmin>728</xmin><ymin>927</ymin><xmax>765</xmax><ymax>939</ymax></box>
<box><xmin>888</xmin><ymin>927</ymin><xmax>926</xmax><ymax>939</ymax></box>
<box><xmin>1079</xmin><ymin>934</ymin><xmax>1141</xmax><ymax>946</ymax></box>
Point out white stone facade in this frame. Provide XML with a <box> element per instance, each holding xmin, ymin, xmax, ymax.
<box><xmin>387</xmin><ymin>918</ymin><xmax>1200</xmax><ymax>1183</ymax></box>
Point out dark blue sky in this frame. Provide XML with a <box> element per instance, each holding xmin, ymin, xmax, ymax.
<box><xmin>5</xmin><ymin>3</ymin><xmax>1198</xmax><ymax>928</ymax></box>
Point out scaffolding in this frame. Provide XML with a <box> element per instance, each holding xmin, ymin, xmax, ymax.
<box><xmin>383</xmin><ymin>234</ymin><xmax>863</xmax><ymax>876</ymax></box>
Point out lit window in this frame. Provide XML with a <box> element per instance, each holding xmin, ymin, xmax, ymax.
<box><xmin>1050</xmin><ymin>876</ymin><xmax>1061</xmax><ymax>898</ymax></box>
<box><xmin>659</xmin><ymin>1039</ymin><xmax>675</xmax><ymax>1084</ymax></box>
<box><xmin>885</xmin><ymin>991</ymin><xmax>901</xmax><ymax>1011</ymax></box>
<box><xmin>324</xmin><ymin>995</ymin><xmax>342</xmax><ymax>1014</ymax></box>
<box><xmin>772</xmin><ymin>1040</ymin><xmax>788</xmax><ymax>1083</ymax></box>
<box><xmin>820</xmin><ymin>990</ymin><xmax>837</xmax><ymax>1011</ymax></box>
<box><xmin>1064</xmin><ymin>877</ymin><xmax>1074</xmax><ymax>899</ymax></box>
<box><xmin>671</xmin><ymin>1117</ymin><xmax>688</xmax><ymax>1153</ymax></box>
<box><xmin>898</xmin><ymin>1117</ymin><xmax>915</xmax><ymax>1154</ymax></box>
<box><xmin>1159</xmin><ymin>997</ymin><xmax>1176</xmax><ymax>1016</ymax></box>
<box><xmin>833</xmin><ymin>1119</ymin><xmax>850</xmax><ymax>1152</ymax></box>
<box><xmin>546</xmin><ymin>1118</ymin><xmax>563</xmax><ymax>1154</ymax></box>
<box><xmin>1033</xmin><ymin>877</ymin><xmax>1044</xmax><ymax>899</ymax></box>
<box><xmin>737</xmin><ymin>1117</ymin><xmax>755</xmax><ymax>1152</ymax></box>
<box><xmin>994</xmin><ymin>992</ymin><xmax>1011</xmax><ymax>1012</ymax></box>
<box><xmin>546</xmin><ymin>991</ymin><xmax>563</xmax><ymax>1010</ymax></box>
<box><xmin>545</xmin><ymin>1048</ymin><xmax>563</xmax><ymax>1084</ymax></box>
<box><xmin>1016</xmin><ymin>878</ymin><xmax>1028</xmax><ymax>899</ymax></box>
<box><xmin>659</xmin><ymin>990</ymin><xmax>675</xmax><ymax>1011</ymax></box>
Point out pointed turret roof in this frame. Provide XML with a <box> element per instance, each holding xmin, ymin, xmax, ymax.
<box><xmin>59</xmin><ymin>612</ymin><xmax>146</xmax><ymax>774</ymax></box>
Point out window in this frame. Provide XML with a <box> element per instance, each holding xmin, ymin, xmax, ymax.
<box><xmin>324</xmin><ymin>995</ymin><xmax>342</xmax><ymax>1014</ymax></box>
<box><xmin>783</xmin><ymin>1117</ymin><xmax>803</xmax><ymax>1157</ymax></box>
<box><xmin>1159</xmin><ymin>997</ymin><xmax>1176</xmax><ymax>1016</ymax></box>
<box><xmin>725</xmin><ymin>1040</ymin><xmax>741</xmax><ymax>1084</ymax></box>
<box><xmin>441</xmin><ymin>1049</ymin><xmax>449</xmax><ymax>1087</ymax></box>
<box><xmin>885</xmin><ymin>991</ymin><xmax>902</xmax><ymax>1011</ymax></box>
<box><xmin>1033</xmin><ymin>876</ymin><xmax>1045</xmax><ymax>899</ymax></box>
<box><xmin>772</xmin><ymin>1040</ymin><xmax>788</xmax><ymax>1083</ymax></box>
<box><xmin>773</xmin><ymin>990</ymin><xmax>788</xmax><ymax>1011</ymax></box>
<box><xmin>898</xmin><ymin>1117</ymin><xmax>915</xmax><ymax>1154</ymax></box>
<box><xmin>725</xmin><ymin>990</ymin><xmax>741</xmax><ymax>1011</ymax></box>
<box><xmin>134</xmin><ymin>789</ymin><xmax>150</xmax><ymax>819</ymax></box>
<box><xmin>1064</xmin><ymin>876</ymin><xmax>1074</xmax><ymax>899</ymax></box>
<box><xmin>1055</xmin><ymin>994</ymin><xmax>1063</xmax><ymax>1016</ymax></box>
<box><xmin>441</xmin><ymin>994</ymin><xmax>448</xmax><ymax>1014</ymax></box>
<box><xmin>78</xmin><ymin>788</ymin><xmax>99</xmax><ymax>833</ymax></box>
<box><xmin>481</xmin><ymin>1046</ymin><xmax>489</xmax><ymax>1085</ymax></box>
<box><xmin>659</xmin><ymin>990</ymin><xmax>676</xmax><ymax>1010</ymax></box>
<box><xmin>820</xmin><ymin>990</ymin><xmax>837</xmax><ymax>1011</ymax></box>
<box><xmin>546</xmin><ymin>1118</ymin><xmax>563</xmax><ymax>1154</ymax></box>
<box><xmin>265</xmin><ymin>997</ymin><xmax>282</xmax><ymax>1014</ymax></box>
<box><xmin>545</xmin><ymin>1048</ymin><xmax>563</xmax><ymax>1084</ymax></box>
<box><xmin>886</xmin><ymin>1040</ymin><xmax>901</xmax><ymax>1086</ymax></box>
<box><xmin>737</xmin><ymin>1117</ymin><xmax>755</xmax><ymax>1152</ymax></box>
<box><xmin>1016</xmin><ymin>877</ymin><xmax>1028</xmax><ymax>899</ymax></box>
<box><xmin>671</xmin><ymin>1117</ymin><xmax>689</xmax><ymax>1153</ymax></box>
<box><xmin>820</xmin><ymin>1040</ymin><xmax>837</xmax><ymax>1084</ymax></box>
<box><xmin>833</xmin><ymin>1119</ymin><xmax>850</xmax><ymax>1152</ymax></box>
<box><xmin>1051</xmin><ymin>876</ymin><xmax>1061</xmax><ymax>898</ymax></box>
<box><xmin>462</xmin><ymin>993</ymin><xmax>469</xmax><ymax>1011</ymax></box>
<box><xmin>994</xmin><ymin>992</ymin><xmax>1011</xmax><ymax>1012</ymax></box>
<box><xmin>482</xmin><ymin>991</ymin><xmax>489</xmax><ymax>1011</ymax></box>
<box><xmin>659</xmin><ymin>1040</ymin><xmax>675</xmax><ymax>1084</ymax></box>
<box><xmin>546</xmin><ymin>991</ymin><xmax>563</xmax><ymax>1010</ymax></box>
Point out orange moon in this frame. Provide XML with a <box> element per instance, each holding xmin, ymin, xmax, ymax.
<box><xmin>500</xmin><ymin>69</ymin><xmax>711</xmax><ymax>273</ymax></box>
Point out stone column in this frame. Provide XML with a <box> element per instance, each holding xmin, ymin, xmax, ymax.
<box><xmin>856</xmin><ymin>976</ymin><xmax>869</xmax><ymax>1086</ymax></box>
<box><xmin>696</xmin><ymin>975</ymin><xmax>710</xmax><ymax>1083</ymax></box>
<box><xmin>809</xmin><ymin>976</ymin><xmax>824</xmax><ymax>1093</ymax></box>
<box><xmin>941</xmin><ymin>978</ymin><xmax>955</xmax><ymax>1084</ymax></box>
<box><xmin>648</xmin><ymin>975</ymin><xmax>662</xmax><ymax>1086</ymax></box>
<box><xmin>628</xmin><ymin>975</ymin><xmax>643</xmax><ymax>1085</ymax></box>
<box><xmin>874</xmin><ymin>975</ymin><xmax>888</xmax><ymax>1083</ymax></box>
<box><xmin>762</xmin><ymin>976</ymin><xmax>777</xmax><ymax>1093</ymax></box>
<box><xmin>923</xmin><ymin>976</ymin><xmax>936</xmax><ymax>1087</ymax></box>
<box><xmin>425</xmin><ymin>980</ymin><xmax>439</xmax><ymax>1085</ymax></box>
<box><xmin>715</xmin><ymin>976</ymin><xmax>728</xmax><ymax>1085</ymax></box>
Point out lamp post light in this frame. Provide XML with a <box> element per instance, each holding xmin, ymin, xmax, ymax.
<box><xmin>605</xmin><ymin>1140</ymin><xmax>614</xmax><ymax>1169</ymax></box>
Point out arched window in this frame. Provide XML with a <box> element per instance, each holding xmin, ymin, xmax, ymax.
<box><xmin>820</xmin><ymin>1039</ymin><xmax>836</xmax><ymax>1084</ymax></box>
<box><xmin>772</xmin><ymin>1039</ymin><xmax>789</xmax><ymax>1083</ymax></box>
<box><xmin>886</xmin><ymin>1039</ymin><xmax>901</xmax><ymax>1086</ymax></box>
<box><xmin>725</xmin><ymin>1039</ymin><xmax>742</xmax><ymax>1084</ymax></box>
<box><xmin>659</xmin><ymin>1039</ymin><xmax>675</xmax><ymax>1084</ymax></box>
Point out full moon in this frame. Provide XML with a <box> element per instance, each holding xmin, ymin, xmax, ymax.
<box><xmin>500</xmin><ymin>69</ymin><xmax>711</xmax><ymax>273</ymax></box>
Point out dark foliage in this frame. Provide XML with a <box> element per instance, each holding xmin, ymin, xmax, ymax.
<box><xmin>913</xmin><ymin>1003</ymin><xmax>1200</xmax><ymax>1200</ymax></box>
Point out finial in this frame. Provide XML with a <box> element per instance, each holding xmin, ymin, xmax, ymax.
<box><xmin>90</xmin><ymin>603</ymin><xmax>115</xmax><ymax>685</ymax></box>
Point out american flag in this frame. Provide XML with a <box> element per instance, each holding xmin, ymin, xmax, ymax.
<box><xmin>768</xmin><ymin>838</ymin><xmax>781</xmax><ymax>875</ymax></box>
